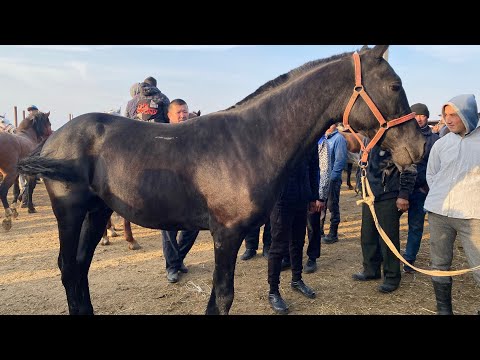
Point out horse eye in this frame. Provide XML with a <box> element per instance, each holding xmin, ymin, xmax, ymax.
<box><xmin>390</xmin><ymin>83</ymin><xmax>401</xmax><ymax>91</ymax></box>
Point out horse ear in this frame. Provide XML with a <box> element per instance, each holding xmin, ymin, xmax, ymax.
<box><xmin>370</xmin><ymin>45</ymin><xmax>389</xmax><ymax>59</ymax></box>
<box><xmin>45</xmin><ymin>111</ymin><xmax>50</xmax><ymax>117</ymax></box>
<box><xmin>360</xmin><ymin>45</ymin><xmax>369</xmax><ymax>51</ymax></box>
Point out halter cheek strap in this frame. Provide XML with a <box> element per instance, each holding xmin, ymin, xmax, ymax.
<box><xmin>342</xmin><ymin>52</ymin><xmax>415</xmax><ymax>165</ymax></box>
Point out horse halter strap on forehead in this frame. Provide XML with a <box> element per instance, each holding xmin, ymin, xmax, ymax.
<box><xmin>342</xmin><ymin>51</ymin><xmax>415</xmax><ymax>165</ymax></box>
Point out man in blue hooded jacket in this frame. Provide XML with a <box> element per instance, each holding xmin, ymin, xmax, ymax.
<box><xmin>425</xmin><ymin>94</ymin><xmax>480</xmax><ymax>315</ymax></box>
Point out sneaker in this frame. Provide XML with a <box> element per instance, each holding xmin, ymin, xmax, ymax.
<box><xmin>403</xmin><ymin>264</ymin><xmax>415</xmax><ymax>274</ymax></box>
<box><xmin>304</xmin><ymin>258</ymin><xmax>317</xmax><ymax>273</ymax></box>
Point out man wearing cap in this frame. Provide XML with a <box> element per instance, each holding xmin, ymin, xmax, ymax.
<box><xmin>27</xmin><ymin>105</ymin><xmax>39</xmax><ymax>116</ymax></box>
<box><xmin>402</xmin><ymin>103</ymin><xmax>439</xmax><ymax>274</ymax></box>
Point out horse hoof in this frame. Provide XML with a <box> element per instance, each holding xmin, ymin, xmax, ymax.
<box><xmin>2</xmin><ymin>218</ymin><xmax>12</xmax><ymax>231</ymax></box>
<box><xmin>101</xmin><ymin>237</ymin><xmax>110</xmax><ymax>245</ymax></box>
<box><xmin>128</xmin><ymin>241</ymin><xmax>141</xmax><ymax>250</ymax></box>
<box><xmin>28</xmin><ymin>208</ymin><xmax>37</xmax><ymax>214</ymax></box>
<box><xmin>12</xmin><ymin>209</ymin><xmax>19</xmax><ymax>219</ymax></box>
<box><xmin>107</xmin><ymin>228</ymin><xmax>118</xmax><ymax>237</ymax></box>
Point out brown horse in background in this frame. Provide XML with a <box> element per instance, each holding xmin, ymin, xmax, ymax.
<box><xmin>0</xmin><ymin>111</ymin><xmax>52</xmax><ymax>230</ymax></box>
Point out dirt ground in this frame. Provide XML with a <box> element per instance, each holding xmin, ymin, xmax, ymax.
<box><xmin>1</xmin><ymin>174</ymin><xmax>479</xmax><ymax>315</ymax></box>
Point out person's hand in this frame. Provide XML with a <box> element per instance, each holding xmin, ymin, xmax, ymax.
<box><xmin>396</xmin><ymin>198</ymin><xmax>409</xmax><ymax>213</ymax></box>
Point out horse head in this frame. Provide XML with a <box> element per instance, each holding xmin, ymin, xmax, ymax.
<box><xmin>18</xmin><ymin>111</ymin><xmax>53</xmax><ymax>142</ymax></box>
<box><xmin>340</xmin><ymin>45</ymin><xmax>425</xmax><ymax>169</ymax></box>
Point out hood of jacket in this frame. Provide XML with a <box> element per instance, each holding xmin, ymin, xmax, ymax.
<box><xmin>442</xmin><ymin>94</ymin><xmax>479</xmax><ymax>135</ymax></box>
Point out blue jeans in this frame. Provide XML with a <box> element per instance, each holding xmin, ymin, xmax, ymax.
<box><xmin>162</xmin><ymin>230</ymin><xmax>199</xmax><ymax>272</ymax></box>
<box><xmin>403</xmin><ymin>190</ymin><xmax>428</xmax><ymax>265</ymax></box>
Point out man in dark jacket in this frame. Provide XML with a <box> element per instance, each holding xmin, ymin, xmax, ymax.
<box><xmin>267</xmin><ymin>145</ymin><xmax>321</xmax><ymax>314</ymax></box>
<box><xmin>352</xmin><ymin>141</ymin><xmax>416</xmax><ymax>293</ymax></box>
<box><xmin>403</xmin><ymin>103</ymin><xmax>439</xmax><ymax>273</ymax></box>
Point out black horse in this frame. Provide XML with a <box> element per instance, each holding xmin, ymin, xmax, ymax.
<box><xmin>18</xmin><ymin>45</ymin><xmax>425</xmax><ymax>315</ymax></box>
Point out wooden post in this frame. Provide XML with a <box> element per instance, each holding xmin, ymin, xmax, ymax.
<box><xmin>14</xmin><ymin>106</ymin><xmax>18</xmax><ymax>127</ymax></box>
<box><xmin>22</xmin><ymin>110</ymin><xmax>26</xmax><ymax>120</ymax></box>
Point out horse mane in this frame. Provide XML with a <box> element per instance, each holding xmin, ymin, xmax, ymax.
<box><xmin>224</xmin><ymin>51</ymin><xmax>354</xmax><ymax>111</ymax></box>
<box><xmin>17</xmin><ymin>112</ymin><xmax>49</xmax><ymax>137</ymax></box>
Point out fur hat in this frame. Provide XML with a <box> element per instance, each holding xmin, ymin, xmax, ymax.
<box><xmin>410</xmin><ymin>103</ymin><xmax>429</xmax><ymax>118</ymax></box>
<box><xmin>143</xmin><ymin>76</ymin><xmax>157</xmax><ymax>87</ymax></box>
<box><xmin>27</xmin><ymin>105</ymin><xmax>38</xmax><ymax>111</ymax></box>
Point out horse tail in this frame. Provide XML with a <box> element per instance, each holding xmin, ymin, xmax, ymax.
<box><xmin>17</xmin><ymin>156</ymin><xmax>82</xmax><ymax>183</ymax></box>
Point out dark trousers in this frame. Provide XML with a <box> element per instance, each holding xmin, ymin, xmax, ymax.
<box><xmin>404</xmin><ymin>190</ymin><xmax>428</xmax><ymax>264</ymax></box>
<box><xmin>162</xmin><ymin>230</ymin><xmax>199</xmax><ymax>272</ymax></box>
<box><xmin>326</xmin><ymin>178</ymin><xmax>342</xmax><ymax>230</ymax></box>
<box><xmin>244</xmin><ymin>219</ymin><xmax>271</xmax><ymax>250</ymax></box>
<box><xmin>268</xmin><ymin>202</ymin><xmax>307</xmax><ymax>292</ymax></box>
<box><xmin>346</xmin><ymin>163</ymin><xmax>353</xmax><ymax>186</ymax></box>
<box><xmin>360</xmin><ymin>198</ymin><xmax>402</xmax><ymax>285</ymax></box>
<box><xmin>306</xmin><ymin>210</ymin><xmax>323</xmax><ymax>260</ymax></box>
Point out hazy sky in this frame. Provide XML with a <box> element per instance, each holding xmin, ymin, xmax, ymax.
<box><xmin>1</xmin><ymin>45</ymin><xmax>479</xmax><ymax>130</ymax></box>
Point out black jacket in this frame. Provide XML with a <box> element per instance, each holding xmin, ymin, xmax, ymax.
<box><xmin>364</xmin><ymin>144</ymin><xmax>416</xmax><ymax>202</ymax></box>
<box><xmin>277</xmin><ymin>145</ymin><xmax>319</xmax><ymax>208</ymax></box>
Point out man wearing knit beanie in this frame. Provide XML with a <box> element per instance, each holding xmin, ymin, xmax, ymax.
<box><xmin>411</xmin><ymin>103</ymin><xmax>430</xmax><ymax>118</ymax></box>
<box><xmin>402</xmin><ymin>102</ymin><xmax>439</xmax><ymax>275</ymax></box>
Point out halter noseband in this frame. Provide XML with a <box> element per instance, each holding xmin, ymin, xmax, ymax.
<box><xmin>342</xmin><ymin>52</ymin><xmax>415</xmax><ymax>165</ymax></box>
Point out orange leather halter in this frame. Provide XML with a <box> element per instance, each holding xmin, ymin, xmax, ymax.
<box><xmin>342</xmin><ymin>52</ymin><xmax>415</xmax><ymax>164</ymax></box>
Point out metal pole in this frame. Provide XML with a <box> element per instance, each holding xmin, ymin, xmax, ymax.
<box><xmin>22</xmin><ymin>110</ymin><xmax>26</xmax><ymax>120</ymax></box>
<box><xmin>14</xmin><ymin>106</ymin><xmax>18</xmax><ymax>127</ymax></box>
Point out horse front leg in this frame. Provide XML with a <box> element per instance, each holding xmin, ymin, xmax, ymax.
<box><xmin>0</xmin><ymin>172</ymin><xmax>17</xmax><ymax>230</ymax></box>
<box><xmin>206</xmin><ymin>227</ymin><xmax>245</xmax><ymax>315</ymax></box>
<box><xmin>124</xmin><ymin>219</ymin><xmax>140</xmax><ymax>250</ymax></box>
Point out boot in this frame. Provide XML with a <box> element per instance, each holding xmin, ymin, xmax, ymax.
<box><xmin>432</xmin><ymin>280</ymin><xmax>453</xmax><ymax>315</ymax></box>
<box><xmin>323</xmin><ymin>224</ymin><xmax>338</xmax><ymax>244</ymax></box>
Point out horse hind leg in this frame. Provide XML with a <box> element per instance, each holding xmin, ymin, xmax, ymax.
<box><xmin>52</xmin><ymin>191</ymin><xmax>89</xmax><ymax>315</ymax></box>
<box><xmin>124</xmin><ymin>219</ymin><xmax>140</xmax><ymax>250</ymax></box>
<box><xmin>76</xmin><ymin>203</ymin><xmax>113</xmax><ymax>315</ymax></box>
<box><xmin>206</xmin><ymin>226</ymin><xmax>245</xmax><ymax>315</ymax></box>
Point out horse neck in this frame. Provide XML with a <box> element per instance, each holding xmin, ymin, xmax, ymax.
<box><xmin>241</xmin><ymin>61</ymin><xmax>348</xmax><ymax>178</ymax></box>
<box><xmin>17</xmin><ymin>127</ymin><xmax>40</xmax><ymax>143</ymax></box>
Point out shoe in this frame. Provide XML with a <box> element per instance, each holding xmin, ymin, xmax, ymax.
<box><xmin>240</xmin><ymin>248</ymin><xmax>257</xmax><ymax>261</ymax></box>
<box><xmin>322</xmin><ymin>234</ymin><xmax>338</xmax><ymax>244</ymax></box>
<box><xmin>352</xmin><ymin>272</ymin><xmax>381</xmax><ymax>281</ymax></box>
<box><xmin>348</xmin><ymin>185</ymin><xmax>354</xmax><ymax>190</ymax></box>
<box><xmin>268</xmin><ymin>292</ymin><xmax>289</xmax><ymax>314</ymax></box>
<box><xmin>179</xmin><ymin>262</ymin><xmax>188</xmax><ymax>273</ymax></box>
<box><xmin>403</xmin><ymin>264</ymin><xmax>415</xmax><ymax>274</ymax></box>
<box><xmin>304</xmin><ymin>258</ymin><xmax>317</xmax><ymax>274</ymax></box>
<box><xmin>291</xmin><ymin>279</ymin><xmax>316</xmax><ymax>299</ymax></box>
<box><xmin>262</xmin><ymin>246</ymin><xmax>270</xmax><ymax>259</ymax></box>
<box><xmin>166</xmin><ymin>269</ymin><xmax>179</xmax><ymax>283</ymax></box>
<box><xmin>281</xmin><ymin>258</ymin><xmax>291</xmax><ymax>271</ymax></box>
<box><xmin>378</xmin><ymin>283</ymin><xmax>399</xmax><ymax>293</ymax></box>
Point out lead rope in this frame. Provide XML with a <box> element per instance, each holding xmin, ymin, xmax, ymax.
<box><xmin>357</xmin><ymin>167</ymin><xmax>480</xmax><ymax>276</ymax></box>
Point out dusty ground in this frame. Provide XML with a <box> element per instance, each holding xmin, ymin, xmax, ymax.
<box><xmin>0</xmin><ymin>175</ymin><xmax>478</xmax><ymax>315</ymax></box>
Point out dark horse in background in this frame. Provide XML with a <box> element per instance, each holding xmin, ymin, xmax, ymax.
<box><xmin>0</xmin><ymin>112</ymin><xmax>52</xmax><ymax>230</ymax></box>
<box><xmin>18</xmin><ymin>46</ymin><xmax>425</xmax><ymax>315</ymax></box>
